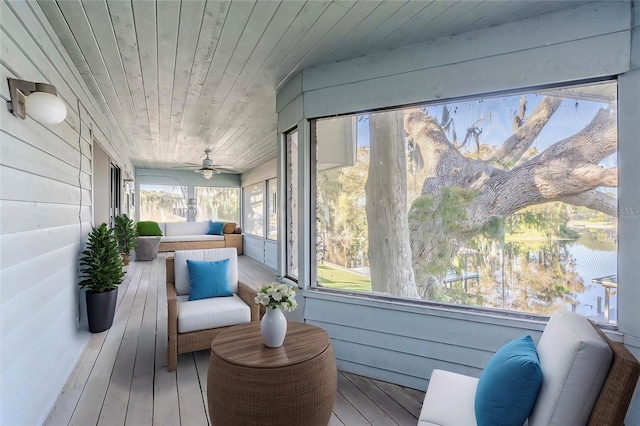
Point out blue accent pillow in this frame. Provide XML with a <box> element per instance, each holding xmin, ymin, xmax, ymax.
<box><xmin>475</xmin><ymin>335</ymin><xmax>543</xmax><ymax>426</ymax></box>
<box><xmin>206</xmin><ymin>221</ymin><xmax>224</xmax><ymax>235</ymax></box>
<box><xmin>186</xmin><ymin>259</ymin><xmax>232</xmax><ymax>301</ymax></box>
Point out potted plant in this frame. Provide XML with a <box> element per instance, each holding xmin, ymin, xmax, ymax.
<box><xmin>79</xmin><ymin>223</ymin><xmax>125</xmax><ymax>333</ymax></box>
<box><xmin>114</xmin><ymin>214</ymin><xmax>137</xmax><ymax>265</ymax></box>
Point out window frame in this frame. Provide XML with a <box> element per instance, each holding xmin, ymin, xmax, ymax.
<box><xmin>307</xmin><ymin>79</ymin><xmax>619</xmax><ymax>324</ymax></box>
<box><xmin>242</xmin><ymin>182</ymin><xmax>265</xmax><ymax>238</ymax></box>
<box><xmin>266</xmin><ymin>177</ymin><xmax>278</xmax><ymax>241</ymax></box>
<box><xmin>285</xmin><ymin>128</ymin><xmax>300</xmax><ymax>283</ymax></box>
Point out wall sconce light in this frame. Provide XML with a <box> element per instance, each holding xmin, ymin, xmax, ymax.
<box><xmin>7</xmin><ymin>78</ymin><xmax>68</xmax><ymax>125</ymax></box>
<box><xmin>123</xmin><ymin>178</ymin><xmax>134</xmax><ymax>191</ymax></box>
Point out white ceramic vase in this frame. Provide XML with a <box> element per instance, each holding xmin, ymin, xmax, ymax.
<box><xmin>261</xmin><ymin>307</ymin><xmax>287</xmax><ymax>348</ymax></box>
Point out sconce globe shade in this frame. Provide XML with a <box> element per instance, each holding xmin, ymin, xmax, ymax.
<box><xmin>25</xmin><ymin>91</ymin><xmax>67</xmax><ymax>124</ymax></box>
<box><xmin>202</xmin><ymin>169</ymin><xmax>214</xmax><ymax>179</ymax></box>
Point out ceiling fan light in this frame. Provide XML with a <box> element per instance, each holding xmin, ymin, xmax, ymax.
<box><xmin>202</xmin><ymin>169</ymin><xmax>213</xmax><ymax>179</ymax></box>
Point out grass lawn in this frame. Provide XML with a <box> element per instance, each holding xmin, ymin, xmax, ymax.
<box><xmin>317</xmin><ymin>264</ymin><xmax>372</xmax><ymax>292</ymax></box>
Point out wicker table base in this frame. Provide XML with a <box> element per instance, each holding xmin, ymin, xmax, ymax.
<box><xmin>207</xmin><ymin>322</ymin><xmax>337</xmax><ymax>426</ymax></box>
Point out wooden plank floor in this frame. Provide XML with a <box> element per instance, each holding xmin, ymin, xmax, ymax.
<box><xmin>45</xmin><ymin>254</ymin><xmax>424</xmax><ymax>426</ymax></box>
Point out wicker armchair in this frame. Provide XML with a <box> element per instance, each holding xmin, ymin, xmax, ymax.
<box><xmin>419</xmin><ymin>310</ymin><xmax>640</xmax><ymax>426</ymax></box>
<box><xmin>166</xmin><ymin>248</ymin><xmax>260</xmax><ymax>371</ymax></box>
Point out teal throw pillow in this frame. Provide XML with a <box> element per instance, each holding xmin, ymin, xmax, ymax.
<box><xmin>206</xmin><ymin>221</ymin><xmax>224</xmax><ymax>235</ymax></box>
<box><xmin>137</xmin><ymin>221</ymin><xmax>162</xmax><ymax>236</ymax></box>
<box><xmin>475</xmin><ymin>335</ymin><xmax>543</xmax><ymax>426</ymax></box>
<box><xmin>186</xmin><ymin>259</ymin><xmax>232</xmax><ymax>301</ymax></box>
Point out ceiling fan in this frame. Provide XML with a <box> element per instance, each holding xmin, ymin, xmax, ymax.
<box><xmin>174</xmin><ymin>149</ymin><xmax>237</xmax><ymax>179</ymax></box>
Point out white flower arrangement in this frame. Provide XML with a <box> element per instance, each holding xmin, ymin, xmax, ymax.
<box><xmin>254</xmin><ymin>282</ymin><xmax>298</xmax><ymax>312</ymax></box>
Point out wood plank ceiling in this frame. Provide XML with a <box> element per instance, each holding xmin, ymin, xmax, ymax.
<box><xmin>38</xmin><ymin>0</ymin><xmax>588</xmax><ymax>172</ymax></box>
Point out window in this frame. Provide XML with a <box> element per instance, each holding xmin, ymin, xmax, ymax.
<box><xmin>286</xmin><ymin>130</ymin><xmax>299</xmax><ymax>280</ymax></box>
<box><xmin>194</xmin><ymin>186</ymin><xmax>240</xmax><ymax>222</ymax></box>
<box><xmin>314</xmin><ymin>81</ymin><xmax>618</xmax><ymax>323</ymax></box>
<box><xmin>243</xmin><ymin>183</ymin><xmax>264</xmax><ymax>237</ymax></box>
<box><xmin>139</xmin><ymin>184</ymin><xmax>188</xmax><ymax>222</ymax></box>
<box><xmin>267</xmin><ymin>178</ymin><xmax>278</xmax><ymax>240</ymax></box>
<box><xmin>110</xmin><ymin>164</ymin><xmax>121</xmax><ymax>227</ymax></box>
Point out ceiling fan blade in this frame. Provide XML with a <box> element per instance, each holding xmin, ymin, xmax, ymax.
<box><xmin>170</xmin><ymin>163</ymin><xmax>201</xmax><ymax>169</ymax></box>
<box><xmin>213</xmin><ymin>167</ymin><xmax>240</xmax><ymax>174</ymax></box>
<box><xmin>169</xmin><ymin>150</ymin><xmax>240</xmax><ymax>174</ymax></box>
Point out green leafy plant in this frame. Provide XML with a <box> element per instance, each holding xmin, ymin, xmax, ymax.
<box><xmin>114</xmin><ymin>214</ymin><xmax>138</xmax><ymax>254</ymax></box>
<box><xmin>79</xmin><ymin>223</ymin><xmax>125</xmax><ymax>293</ymax></box>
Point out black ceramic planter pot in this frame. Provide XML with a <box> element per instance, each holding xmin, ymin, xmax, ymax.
<box><xmin>86</xmin><ymin>288</ymin><xmax>118</xmax><ymax>333</ymax></box>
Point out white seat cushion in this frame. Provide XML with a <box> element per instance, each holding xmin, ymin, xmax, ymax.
<box><xmin>419</xmin><ymin>369</ymin><xmax>478</xmax><ymax>426</ymax></box>
<box><xmin>528</xmin><ymin>310</ymin><xmax>612</xmax><ymax>426</ymax></box>
<box><xmin>177</xmin><ymin>294</ymin><xmax>250</xmax><ymax>333</ymax></box>
<box><xmin>165</xmin><ymin>221</ymin><xmax>210</xmax><ymax>236</ymax></box>
<box><xmin>174</xmin><ymin>248</ymin><xmax>238</xmax><ymax>296</ymax></box>
<box><xmin>161</xmin><ymin>235</ymin><xmax>224</xmax><ymax>242</ymax></box>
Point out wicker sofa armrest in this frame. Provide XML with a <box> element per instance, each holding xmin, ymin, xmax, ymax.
<box><xmin>166</xmin><ymin>281</ymin><xmax>178</xmax><ymax>327</ymax></box>
<box><xmin>238</xmin><ymin>281</ymin><xmax>260</xmax><ymax>321</ymax></box>
<box><xmin>587</xmin><ymin>324</ymin><xmax>640</xmax><ymax>425</ymax></box>
<box><xmin>165</xmin><ymin>256</ymin><xmax>179</xmax><ymax>371</ymax></box>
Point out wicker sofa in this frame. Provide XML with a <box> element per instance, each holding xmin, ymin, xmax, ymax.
<box><xmin>419</xmin><ymin>310</ymin><xmax>640</xmax><ymax>426</ymax></box>
<box><xmin>156</xmin><ymin>221</ymin><xmax>243</xmax><ymax>254</ymax></box>
<box><xmin>165</xmin><ymin>248</ymin><xmax>260</xmax><ymax>371</ymax></box>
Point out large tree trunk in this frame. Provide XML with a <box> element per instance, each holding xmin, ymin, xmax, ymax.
<box><xmin>405</xmin><ymin>103</ymin><xmax>617</xmax><ymax>290</ymax></box>
<box><xmin>365</xmin><ymin>112</ymin><xmax>419</xmax><ymax>298</ymax></box>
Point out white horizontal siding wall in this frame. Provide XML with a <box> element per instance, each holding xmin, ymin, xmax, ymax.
<box><xmin>243</xmin><ymin>234</ymin><xmax>278</xmax><ymax>270</ymax></box>
<box><xmin>264</xmin><ymin>240</ymin><xmax>278</xmax><ymax>270</ymax></box>
<box><xmin>0</xmin><ymin>2</ymin><xmax>131</xmax><ymax>424</ymax></box>
<box><xmin>305</xmin><ymin>292</ymin><xmax>546</xmax><ymax>390</ymax></box>
<box><xmin>243</xmin><ymin>234</ymin><xmax>265</xmax><ymax>261</ymax></box>
<box><xmin>278</xmin><ymin>2</ymin><xmax>640</xmax><ymax>424</ymax></box>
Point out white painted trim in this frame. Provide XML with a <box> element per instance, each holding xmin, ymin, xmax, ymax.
<box><xmin>241</xmin><ymin>157</ymin><xmax>277</xmax><ymax>187</ymax></box>
<box><xmin>277</xmin><ymin>94</ymin><xmax>304</xmax><ymax>133</ymax></box>
<box><xmin>617</xmin><ymin>67</ymin><xmax>640</xmax><ymax>339</ymax></box>
<box><xmin>277</xmin><ymin>132</ymin><xmax>287</xmax><ymax>279</ymax></box>
<box><xmin>276</xmin><ymin>71</ymin><xmax>302</xmax><ymax>112</ymax></box>
<box><xmin>302</xmin><ymin>289</ymin><xmax>547</xmax><ymax>330</ymax></box>
<box><xmin>297</xmin><ymin>119</ymin><xmax>312</xmax><ymax>289</ymax></box>
<box><xmin>305</xmin><ymin>33</ymin><xmax>630</xmax><ymax>118</ymax></box>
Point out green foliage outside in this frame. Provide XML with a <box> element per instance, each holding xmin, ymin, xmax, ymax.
<box><xmin>317</xmin><ymin>146</ymin><xmax>370</xmax><ymax>269</ymax></box>
<box><xmin>428</xmin><ymin>284</ymin><xmax>485</xmax><ymax>306</ymax></box>
<box><xmin>409</xmin><ymin>187</ymin><xmax>479</xmax><ymax>277</ymax></box>
<box><xmin>318</xmin><ymin>150</ymin><xmax>614</xmax><ymax>314</ymax></box>
<box><xmin>79</xmin><ymin>224</ymin><xmax>125</xmax><ymax>293</ymax></box>
<box><xmin>315</xmin><ymin>92</ymin><xmax>617</xmax><ymax>317</ymax></box>
<box><xmin>195</xmin><ymin>187</ymin><xmax>240</xmax><ymax>222</ymax></box>
<box><xmin>139</xmin><ymin>185</ymin><xmax>188</xmax><ymax>222</ymax></box>
<box><xmin>317</xmin><ymin>264</ymin><xmax>372</xmax><ymax>292</ymax></box>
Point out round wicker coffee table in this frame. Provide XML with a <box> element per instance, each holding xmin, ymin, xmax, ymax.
<box><xmin>207</xmin><ymin>322</ymin><xmax>337</xmax><ymax>426</ymax></box>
